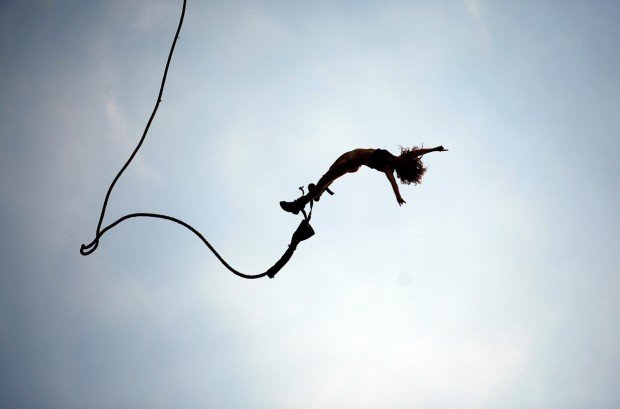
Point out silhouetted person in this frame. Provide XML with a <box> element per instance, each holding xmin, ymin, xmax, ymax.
<box><xmin>280</xmin><ymin>145</ymin><xmax>448</xmax><ymax>214</ymax></box>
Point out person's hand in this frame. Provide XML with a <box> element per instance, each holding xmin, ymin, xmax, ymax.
<box><xmin>435</xmin><ymin>145</ymin><xmax>448</xmax><ymax>151</ymax></box>
<box><xmin>397</xmin><ymin>196</ymin><xmax>406</xmax><ymax>206</ymax></box>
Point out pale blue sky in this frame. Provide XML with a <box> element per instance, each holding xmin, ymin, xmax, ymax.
<box><xmin>1</xmin><ymin>1</ymin><xmax>619</xmax><ymax>408</ymax></box>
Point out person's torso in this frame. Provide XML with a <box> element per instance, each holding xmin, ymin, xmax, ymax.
<box><xmin>366</xmin><ymin>148</ymin><xmax>393</xmax><ymax>170</ymax></box>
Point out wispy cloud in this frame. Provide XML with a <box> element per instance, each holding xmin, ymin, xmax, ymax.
<box><xmin>465</xmin><ymin>0</ymin><xmax>491</xmax><ymax>47</ymax></box>
<box><xmin>132</xmin><ymin>1</ymin><xmax>178</xmax><ymax>32</ymax></box>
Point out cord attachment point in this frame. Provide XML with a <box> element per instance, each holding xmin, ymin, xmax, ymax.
<box><xmin>266</xmin><ymin>219</ymin><xmax>315</xmax><ymax>279</ymax></box>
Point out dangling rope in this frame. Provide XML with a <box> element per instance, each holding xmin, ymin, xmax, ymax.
<box><xmin>80</xmin><ymin>0</ymin><xmax>314</xmax><ymax>279</ymax></box>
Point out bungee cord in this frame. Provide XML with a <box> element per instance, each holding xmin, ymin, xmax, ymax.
<box><xmin>80</xmin><ymin>0</ymin><xmax>314</xmax><ymax>279</ymax></box>
<box><xmin>86</xmin><ymin>212</ymin><xmax>314</xmax><ymax>280</ymax></box>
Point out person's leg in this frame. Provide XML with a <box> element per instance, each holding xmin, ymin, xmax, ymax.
<box><xmin>306</xmin><ymin>171</ymin><xmax>339</xmax><ymax>201</ymax></box>
<box><xmin>280</xmin><ymin>159</ymin><xmax>349</xmax><ymax>214</ymax></box>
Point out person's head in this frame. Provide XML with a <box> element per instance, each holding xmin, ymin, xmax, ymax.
<box><xmin>395</xmin><ymin>146</ymin><xmax>427</xmax><ymax>185</ymax></box>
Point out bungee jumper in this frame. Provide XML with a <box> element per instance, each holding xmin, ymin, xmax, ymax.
<box><xmin>280</xmin><ymin>145</ymin><xmax>448</xmax><ymax>215</ymax></box>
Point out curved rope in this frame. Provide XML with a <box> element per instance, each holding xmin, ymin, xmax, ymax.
<box><xmin>91</xmin><ymin>212</ymin><xmax>269</xmax><ymax>279</ymax></box>
<box><xmin>80</xmin><ymin>0</ymin><xmax>311</xmax><ymax>279</ymax></box>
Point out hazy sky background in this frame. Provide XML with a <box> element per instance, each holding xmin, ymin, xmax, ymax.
<box><xmin>1</xmin><ymin>0</ymin><xmax>619</xmax><ymax>407</ymax></box>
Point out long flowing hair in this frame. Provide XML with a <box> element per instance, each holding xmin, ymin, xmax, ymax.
<box><xmin>395</xmin><ymin>146</ymin><xmax>427</xmax><ymax>185</ymax></box>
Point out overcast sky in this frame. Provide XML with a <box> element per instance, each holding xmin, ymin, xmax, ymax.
<box><xmin>1</xmin><ymin>0</ymin><xmax>619</xmax><ymax>408</ymax></box>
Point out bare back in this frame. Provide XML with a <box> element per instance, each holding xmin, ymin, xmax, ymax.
<box><xmin>331</xmin><ymin>148</ymin><xmax>384</xmax><ymax>174</ymax></box>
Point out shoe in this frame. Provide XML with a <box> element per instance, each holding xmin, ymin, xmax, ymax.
<box><xmin>280</xmin><ymin>200</ymin><xmax>302</xmax><ymax>215</ymax></box>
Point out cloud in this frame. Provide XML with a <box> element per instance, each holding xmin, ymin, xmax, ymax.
<box><xmin>132</xmin><ymin>1</ymin><xmax>178</xmax><ymax>32</ymax></box>
<box><xmin>465</xmin><ymin>0</ymin><xmax>491</xmax><ymax>47</ymax></box>
<box><xmin>102</xmin><ymin>98</ymin><xmax>160</xmax><ymax>183</ymax></box>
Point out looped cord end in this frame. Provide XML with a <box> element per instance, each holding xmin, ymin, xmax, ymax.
<box><xmin>80</xmin><ymin>238</ymin><xmax>99</xmax><ymax>256</ymax></box>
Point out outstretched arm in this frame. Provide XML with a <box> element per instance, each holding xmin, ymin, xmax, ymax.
<box><xmin>413</xmin><ymin>145</ymin><xmax>448</xmax><ymax>157</ymax></box>
<box><xmin>385</xmin><ymin>171</ymin><xmax>406</xmax><ymax>206</ymax></box>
